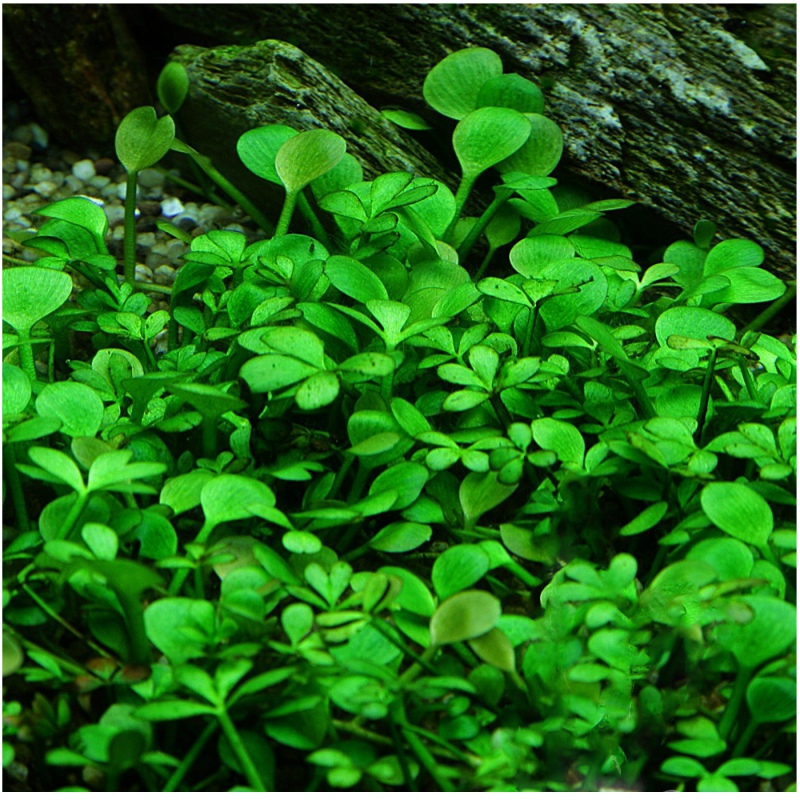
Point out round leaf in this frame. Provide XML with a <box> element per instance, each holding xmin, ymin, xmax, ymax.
<box><xmin>295</xmin><ymin>371</ymin><xmax>340</xmax><ymax>410</ymax></box>
<box><xmin>423</xmin><ymin>47</ymin><xmax>503</xmax><ymax>120</ymax></box>
<box><xmin>3</xmin><ymin>363</ymin><xmax>31</xmax><ymax>416</ymax></box>
<box><xmin>432</xmin><ymin>544</ymin><xmax>490</xmax><ymax>599</ymax></box>
<box><xmin>655</xmin><ymin>306</ymin><xmax>736</xmax><ymax>349</ymax></box>
<box><xmin>368</xmin><ymin>522</ymin><xmax>432</xmax><ymax>553</ymax></box>
<box><xmin>2</xmin><ymin>266</ymin><xmax>73</xmax><ymax>333</ymax></box>
<box><xmin>453</xmin><ymin>107</ymin><xmax>531</xmax><ymax>178</ymax></box>
<box><xmin>716</xmin><ymin>595</ymin><xmax>796</xmax><ymax>669</ymax></box>
<box><xmin>430</xmin><ymin>590</ymin><xmax>501</xmax><ymax>646</ymax></box>
<box><xmin>35</xmin><ymin>382</ymin><xmax>105</xmax><ymax>439</ymax></box>
<box><xmin>275</xmin><ymin>129</ymin><xmax>347</xmax><ymax>194</ymax></box>
<box><xmin>497</xmin><ymin>113</ymin><xmax>564</xmax><ymax>176</ymax></box>
<box><xmin>157</xmin><ymin>61</ymin><xmax>189</xmax><ymax>114</ymax></box>
<box><xmin>700</xmin><ymin>482</ymin><xmax>773</xmax><ymax>547</ymax></box>
<box><xmin>237</xmin><ymin>125</ymin><xmax>298</xmax><ymax>184</ymax></box>
<box><xmin>476</xmin><ymin>73</ymin><xmax>545</xmax><ymax>114</ymax></box>
<box><xmin>115</xmin><ymin>106</ymin><xmax>175</xmax><ymax>173</ymax></box>
<box><xmin>531</xmin><ymin>418</ymin><xmax>585</xmax><ymax>465</ymax></box>
<box><xmin>201</xmin><ymin>475</ymin><xmax>276</xmax><ymax>527</ymax></box>
<box><xmin>746</xmin><ymin>677</ymin><xmax>796</xmax><ymax>724</ymax></box>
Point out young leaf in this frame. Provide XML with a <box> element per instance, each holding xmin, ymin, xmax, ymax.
<box><xmin>115</xmin><ymin>106</ymin><xmax>175</xmax><ymax>173</ymax></box>
<box><xmin>453</xmin><ymin>107</ymin><xmax>531</xmax><ymax>179</ymax></box>
<box><xmin>476</xmin><ymin>73</ymin><xmax>545</xmax><ymax>114</ymax></box>
<box><xmin>432</xmin><ymin>544</ymin><xmax>491</xmax><ymax>599</ymax></box>
<box><xmin>237</xmin><ymin>124</ymin><xmax>298</xmax><ymax>184</ymax></box>
<box><xmin>423</xmin><ymin>47</ymin><xmax>503</xmax><ymax>120</ymax></box>
<box><xmin>275</xmin><ymin>129</ymin><xmax>347</xmax><ymax>194</ymax></box>
<box><xmin>35</xmin><ymin>382</ymin><xmax>104</xmax><ymax>439</ymax></box>
<box><xmin>157</xmin><ymin>61</ymin><xmax>190</xmax><ymax>115</ymax></box>
<box><xmin>2</xmin><ymin>267</ymin><xmax>73</xmax><ymax>334</ymax></box>
<box><xmin>430</xmin><ymin>590</ymin><xmax>501</xmax><ymax>645</ymax></box>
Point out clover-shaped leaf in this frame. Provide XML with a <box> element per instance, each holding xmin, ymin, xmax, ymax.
<box><xmin>275</xmin><ymin>129</ymin><xmax>347</xmax><ymax>194</ymax></box>
<box><xmin>115</xmin><ymin>106</ymin><xmax>175</xmax><ymax>173</ymax></box>
<box><xmin>423</xmin><ymin>47</ymin><xmax>503</xmax><ymax>120</ymax></box>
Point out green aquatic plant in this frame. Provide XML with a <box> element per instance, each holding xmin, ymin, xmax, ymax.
<box><xmin>1</xmin><ymin>45</ymin><xmax>794</xmax><ymax>792</ymax></box>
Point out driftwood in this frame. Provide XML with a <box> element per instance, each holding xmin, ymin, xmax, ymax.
<box><xmin>154</xmin><ymin>3</ymin><xmax>796</xmax><ymax>280</ymax></box>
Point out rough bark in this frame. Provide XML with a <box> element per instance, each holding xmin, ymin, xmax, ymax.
<box><xmin>155</xmin><ymin>3</ymin><xmax>797</xmax><ymax>280</ymax></box>
<box><xmin>2</xmin><ymin>4</ymin><xmax>151</xmax><ymax>149</ymax></box>
<box><xmin>170</xmin><ymin>40</ymin><xmax>452</xmax><ymax>216</ymax></box>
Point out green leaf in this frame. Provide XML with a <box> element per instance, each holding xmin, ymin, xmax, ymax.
<box><xmin>86</xmin><ymin>450</ymin><xmax>165</xmax><ymax>493</ymax></box>
<box><xmin>381</xmin><ymin>107</ymin><xmax>433</xmax><ymax>130</ymax></box>
<box><xmin>2</xmin><ymin>266</ymin><xmax>73</xmax><ymax>333</ymax></box>
<box><xmin>295</xmin><ymin>371</ymin><xmax>340</xmax><ymax>410</ymax></box>
<box><xmin>379</xmin><ymin>566</ymin><xmax>436</xmax><ymax>617</ymax></box>
<box><xmin>700</xmin><ymin>482</ymin><xmax>773</xmax><ymax>548</ymax></box>
<box><xmin>453</xmin><ymin>107</ymin><xmax>531</xmax><ymax>179</ymax></box>
<box><xmin>35</xmin><ymin>196</ymin><xmax>109</xmax><ymax>251</ymax></box>
<box><xmin>715</xmin><ymin>595</ymin><xmax>796</xmax><ymax>669</ymax></box>
<box><xmin>704</xmin><ymin>239</ymin><xmax>764</xmax><ymax>274</ymax></box>
<box><xmin>3</xmin><ymin>363</ymin><xmax>31</xmax><ymax>416</ymax></box>
<box><xmin>746</xmin><ymin>677</ymin><xmax>796</xmax><ymax>724</ymax></box>
<box><xmin>326</xmin><ymin>255</ymin><xmax>388</xmax><ymax>303</ymax></box>
<box><xmin>143</xmin><ymin>597</ymin><xmax>216</xmax><ymax>665</ymax></box>
<box><xmin>81</xmin><ymin>523</ymin><xmax>118</xmax><ymax>561</ymax></box>
<box><xmin>240</xmin><ymin>355</ymin><xmax>320</xmax><ymax>393</ymax></box>
<box><xmin>201</xmin><ymin>475</ymin><xmax>276</xmax><ymax>527</ymax></box>
<box><xmin>134</xmin><ymin>700</ymin><xmax>214</xmax><ymax>721</ymax></box>
<box><xmin>3</xmin><ymin>632</ymin><xmax>24</xmax><ymax>677</ymax></box>
<box><xmin>160</xmin><ymin>470</ymin><xmax>214</xmax><ymax>516</ymax></box>
<box><xmin>655</xmin><ymin>306</ymin><xmax>737</xmax><ymax>349</ymax></box>
<box><xmin>619</xmin><ymin>501</ymin><xmax>668</xmax><ymax>536</ymax></box>
<box><xmin>686</xmin><ymin>537</ymin><xmax>754</xmax><ymax>580</ymax></box>
<box><xmin>432</xmin><ymin>544</ymin><xmax>490</xmax><ymax>599</ymax></box>
<box><xmin>702</xmin><ymin>267</ymin><xmax>786</xmax><ymax>305</ymax></box>
<box><xmin>531</xmin><ymin>418</ymin><xmax>585</xmax><ymax>465</ymax></box>
<box><xmin>661</xmin><ymin>756</ymin><xmax>708</xmax><ymax>779</ymax></box>
<box><xmin>430</xmin><ymin>590</ymin><xmax>501</xmax><ymax>646</ymax></box>
<box><xmin>157</xmin><ymin>61</ymin><xmax>189</xmax><ymax>114</ymax></box>
<box><xmin>476</xmin><ymin>73</ymin><xmax>545</xmax><ymax>114</ymax></box>
<box><xmin>26</xmin><ymin>447</ymin><xmax>85</xmax><ymax>494</ymax></box>
<box><xmin>35</xmin><ymin>382</ymin><xmax>104</xmax><ymax>439</ymax></box>
<box><xmin>115</xmin><ymin>106</ymin><xmax>175</xmax><ymax>173</ymax></box>
<box><xmin>237</xmin><ymin>124</ymin><xmax>298</xmax><ymax>184</ymax></box>
<box><xmin>497</xmin><ymin>114</ymin><xmax>564</xmax><ymax>176</ymax></box>
<box><xmin>468</xmin><ymin>627</ymin><xmax>516</xmax><ymax>671</ymax></box>
<box><xmin>369</xmin><ymin>461</ymin><xmax>428</xmax><ymax>510</ymax></box>
<box><xmin>423</xmin><ymin>47</ymin><xmax>503</xmax><ymax>120</ymax></box>
<box><xmin>459</xmin><ymin>471</ymin><xmax>517</xmax><ymax>529</ymax></box>
<box><xmin>275</xmin><ymin>129</ymin><xmax>347</xmax><ymax>194</ymax></box>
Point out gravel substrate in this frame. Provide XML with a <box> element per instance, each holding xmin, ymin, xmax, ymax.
<box><xmin>2</xmin><ymin>106</ymin><xmax>266</xmax><ymax>289</ymax></box>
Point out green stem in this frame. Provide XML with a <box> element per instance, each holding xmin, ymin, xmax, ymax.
<box><xmin>16</xmin><ymin>326</ymin><xmax>37</xmax><ymax>383</ymax></box>
<box><xmin>399</xmin><ymin>719</ymin><xmax>455</xmax><ymax>791</ymax></box>
<box><xmin>445</xmin><ymin>173</ymin><xmax>477</xmax><ymax>244</ymax></box>
<box><xmin>162</xmin><ymin>718</ymin><xmax>218</xmax><ymax>792</ymax></box>
<box><xmin>697</xmin><ymin>347</ymin><xmax>719</xmax><ymax>444</ymax></box>
<box><xmin>731</xmin><ymin>717</ymin><xmax>759</xmax><ymax>759</ymax></box>
<box><xmin>194</xmin><ymin>159</ymin><xmax>274</xmax><ymax>236</ymax></box>
<box><xmin>202</xmin><ymin>415</ymin><xmax>218</xmax><ymax>460</ymax></box>
<box><xmin>134</xmin><ymin>281</ymin><xmax>172</xmax><ymax>296</ymax></box>
<box><xmin>55</xmin><ymin>491</ymin><xmax>90</xmax><ymax>540</ymax></box>
<box><xmin>473</xmin><ymin>246</ymin><xmax>496</xmax><ymax>282</ymax></box>
<box><xmin>123</xmin><ymin>170</ymin><xmax>139</xmax><ymax>287</ymax></box>
<box><xmin>738</xmin><ymin>355</ymin><xmax>758</xmax><ymax>401</ymax></box>
<box><xmin>4</xmin><ymin>628</ymin><xmax>88</xmax><ymax>677</ymax></box>
<box><xmin>457</xmin><ymin>187</ymin><xmax>513</xmax><ymax>264</ymax></box>
<box><xmin>4</xmin><ymin>444</ymin><xmax>30</xmax><ymax>532</ymax></box>
<box><xmin>113</xmin><ymin>587</ymin><xmax>151</xmax><ymax>665</ymax></box>
<box><xmin>399</xmin><ymin>644</ymin><xmax>438</xmax><ymax>685</ymax></box>
<box><xmin>718</xmin><ymin>667</ymin><xmax>753</xmax><ymax>742</ymax></box>
<box><xmin>217</xmin><ymin>709</ymin><xmax>266</xmax><ymax>790</ymax></box>
<box><xmin>275</xmin><ymin>189</ymin><xmax>300</xmax><ymax>237</ymax></box>
<box><xmin>345</xmin><ymin>460</ymin><xmax>371</xmax><ymax>506</ymax></box>
<box><xmin>503</xmin><ymin>559</ymin><xmax>543</xmax><ymax>588</ymax></box>
<box><xmin>169</xmin><ymin>519</ymin><xmax>215</xmax><ymax>595</ymax></box>
<box><xmin>739</xmin><ymin>282</ymin><xmax>796</xmax><ymax>335</ymax></box>
<box><xmin>329</xmin><ymin>454</ymin><xmax>355</xmax><ymax>501</ymax></box>
<box><xmin>297</xmin><ymin>191</ymin><xmax>332</xmax><ymax>249</ymax></box>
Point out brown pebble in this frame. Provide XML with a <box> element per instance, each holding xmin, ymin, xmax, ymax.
<box><xmin>94</xmin><ymin>157</ymin><xmax>115</xmax><ymax>175</ymax></box>
<box><xmin>3</xmin><ymin>142</ymin><xmax>31</xmax><ymax>161</ymax></box>
<box><xmin>138</xmin><ymin>200</ymin><xmax>162</xmax><ymax>217</ymax></box>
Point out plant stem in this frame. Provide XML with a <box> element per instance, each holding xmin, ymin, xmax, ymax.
<box><xmin>217</xmin><ymin>708</ymin><xmax>266</xmax><ymax>790</ymax></box>
<box><xmin>169</xmin><ymin>520</ymin><xmax>215</xmax><ymax>595</ymax></box>
<box><xmin>17</xmin><ymin>326</ymin><xmax>37</xmax><ymax>382</ymax></box>
<box><xmin>738</xmin><ymin>356</ymin><xmax>758</xmax><ymax>402</ymax></box>
<box><xmin>134</xmin><ymin>281</ymin><xmax>172</xmax><ymax>296</ymax></box>
<box><xmin>739</xmin><ymin>281</ymin><xmax>796</xmax><ymax>335</ymax></box>
<box><xmin>458</xmin><ymin>187</ymin><xmax>513</xmax><ymax>264</ymax></box>
<box><xmin>162</xmin><ymin>718</ymin><xmax>218</xmax><ymax>792</ymax></box>
<box><xmin>297</xmin><ymin>191</ymin><xmax>332</xmax><ymax>249</ymax></box>
<box><xmin>697</xmin><ymin>347</ymin><xmax>718</xmax><ymax>444</ymax></box>
<box><xmin>202</xmin><ymin>415</ymin><xmax>217</xmax><ymax>460</ymax></box>
<box><xmin>473</xmin><ymin>246</ymin><xmax>496</xmax><ymax>282</ymax></box>
<box><xmin>112</xmin><ymin>586</ymin><xmax>151</xmax><ymax>666</ymax></box>
<box><xmin>329</xmin><ymin>454</ymin><xmax>355</xmax><ymax>501</ymax></box>
<box><xmin>123</xmin><ymin>170</ymin><xmax>139</xmax><ymax>287</ymax></box>
<box><xmin>275</xmin><ymin>189</ymin><xmax>299</xmax><ymax>237</ymax></box>
<box><xmin>718</xmin><ymin>667</ymin><xmax>753</xmax><ymax>742</ymax></box>
<box><xmin>4</xmin><ymin>444</ymin><xmax>30</xmax><ymax>532</ymax></box>
<box><xmin>445</xmin><ymin>173</ymin><xmax>477</xmax><ymax>244</ymax></box>
<box><xmin>398</xmin><ymin>718</ymin><xmax>455</xmax><ymax>791</ymax></box>
<box><xmin>55</xmin><ymin>491</ymin><xmax>90</xmax><ymax>540</ymax></box>
<box><xmin>731</xmin><ymin>717</ymin><xmax>759</xmax><ymax>759</ymax></box>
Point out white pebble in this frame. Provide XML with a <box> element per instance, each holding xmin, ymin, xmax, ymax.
<box><xmin>72</xmin><ymin>159</ymin><xmax>96</xmax><ymax>181</ymax></box>
<box><xmin>137</xmin><ymin>232</ymin><xmax>156</xmax><ymax>249</ymax></box>
<box><xmin>33</xmin><ymin>180</ymin><xmax>59</xmax><ymax>198</ymax></box>
<box><xmin>160</xmin><ymin>197</ymin><xmax>184</xmax><ymax>217</ymax></box>
<box><xmin>4</xmin><ymin>207</ymin><xmax>26</xmax><ymax>221</ymax></box>
<box><xmin>138</xmin><ymin>168</ymin><xmax>164</xmax><ymax>188</ymax></box>
<box><xmin>115</xmin><ymin>182</ymin><xmax>128</xmax><ymax>200</ymax></box>
<box><xmin>10</xmin><ymin>173</ymin><xmax>27</xmax><ymax>189</ymax></box>
<box><xmin>89</xmin><ymin>175</ymin><xmax>111</xmax><ymax>189</ymax></box>
<box><xmin>135</xmin><ymin>264</ymin><xmax>154</xmax><ymax>282</ymax></box>
<box><xmin>29</xmin><ymin>123</ymin><xmax>48</xmax><ymax>149</ymax></box>
<box><xmin>104</xmin><ymin>205</ymin><xmax>125</xmax><ymax>226</ymax></box>
<box><xmin>3</xmin><ymin>184</ymin><xmax>16</xmax><ymax>200</ymax></box>
<box><xmin>112</xmin><ymin>225</ymin><xmax>125</xmax><ymax>240</ymax></box>
<box><xmin>64</xmin><ymin>175</ymin><xmax>84</xmax><ymax>193</ymax></box>
<box><xmin>29</xmin><ymin>165</ymin><xmax>52</xmax><ymax>183</ymax></box>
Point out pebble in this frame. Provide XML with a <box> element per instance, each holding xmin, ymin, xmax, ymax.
<box><xmin>3</xmin><ymin>184</ymin><xmax>16</xmax><ymax>200</ymax></box>
<box><xmin>135</xmin><ymin>264</ymin><xmax>154</xmax><ymax>282</ymax></box>
<box><xmin>160</xmin><ymin>197</ymin><xmax>184</xmax><ymax>217</ymax></box>
<box><xmin>88</xmin><ymin>175</ymin><xmax>111</xmax><ymax>190</ymax></box>
<box><xmin>94</xmin><ymin>157</ymin><xmax>115</xmax><ymax>175</ymax></box>
<box><xmin>72</xmin><ymin>159</ymin><xmax>96</xmax><ymax>181</ymax></box>
<box><xmin>3</xmin><ymin>142</ymin><xmax>31</xmax><ymax>161</ymax></box>
<box><xmin>138</xmin><ymin>168</ymin><xmax>164</xmax><ymax>188</ymax></box>
<box><xmin>33</xmin><ymin>180</ymin><xmax>59</xmax><ymax>198</ymax></box>
<box><xmin>63</xmin><ymin>175</ymin><xmax>84</xmax><ymax>193</ymax></box>
<box><xmin>104</xmin><ymin>205</ymin><xmax>125</xmax><ymax>226</ymax></box>
<box><xmin>29</xmin><ymin>165</ymin><xmax>52</xmax><ymax>183</ymax></box>
<box><xmin>154</xmin><ymin>264</ymin><xmax>176</xmax><ymax>284</ymax></box>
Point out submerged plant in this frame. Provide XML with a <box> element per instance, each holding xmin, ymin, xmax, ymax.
<box><xmin>2</xmin><ymin>46</ymin><xmax>795</xmax><ymax>792</ymax></box>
